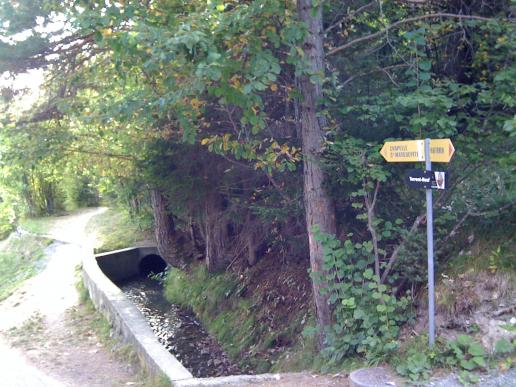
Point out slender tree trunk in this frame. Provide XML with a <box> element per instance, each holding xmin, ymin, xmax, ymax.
<box><xmin>297</xmin><ymin>0</ymin><xmax>337</xmax><ymax>347</ymax></box>
<box><xmin>204</xmin><ymin>193</ymin><xmax>227</xmax><ymax>272</ymax></box>
<box><xmin>245</xmin><ymin>212</ymin><xmax>258</xmax><ymax>266</ymax></box>
<box><xmin>150</xmin><ymin>188</ymin><xmax>178</xmax><ymax>266</ymax></box>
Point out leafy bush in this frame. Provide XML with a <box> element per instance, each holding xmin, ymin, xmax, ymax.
<box><xmin>396</xmin><ymin>351</ymin><xmax>432</xmax><ymax>382</ymax></box>
<box><xmin>0</xmin><ymin>201</ymin><xmax>16</xmax><ymax>239</ymax></box>
<box><xmin>443</xmin><ymin>334</ymin><xmax>487</xmax><ymax>371</ymax></box>
<box><xmin>313</xmin><ymin>226</ymin><xmax>412</xmax><ymax>364</ymax></box>
<box><xmin>62</xmin><ymin>174</ymin><xmax>99</xmax><ymax>210</ymax></box>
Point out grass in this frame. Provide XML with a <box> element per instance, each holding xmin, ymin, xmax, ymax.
<box><xmin>164</xmin><ymin>264</ymin><xmax>263</xmax><ymax>363</ymax></box>
<box><xmin>19</xmin><ymin>214</ymin><xmax>64</xmax><ymax>234</ymax></box>
<box><xmin>0</xmin><ymin>233</ymin><xmax>52</xmax><ymax>301</ymax></box>
<box><xmin>444</xmin><ymin>238</ymin><xmax>515</xmax><ymax>276</ymax></box>
<box><xmin>85</xmin><ymin>208</ymin><xmax>153</xmax><ymax>253</ymax></box>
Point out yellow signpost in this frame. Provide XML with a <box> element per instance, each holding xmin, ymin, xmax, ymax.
<box><xmin>380</xmin><ymin>140</ymin><xmax>425</xmax><ymax>162</ymax></box>
<box><xmin>428</xmin><ymin>138</ymin><xmax>455</xmax><ymax>163</ymax></box>
<box><xmin>380</xmin><ymin>138</ymin><xmax>454</xmax><ymax>163</ymax></box>
<box><xmin>379</xmin><ymin>137</ymin><xmax>455</xmax><ymax>348</ymax></box>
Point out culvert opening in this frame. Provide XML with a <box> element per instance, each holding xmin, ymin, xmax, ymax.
<box><xmin>139</xmin><ymin>254</ymin><xmax>167</xmax><ymax>276</ymax></box>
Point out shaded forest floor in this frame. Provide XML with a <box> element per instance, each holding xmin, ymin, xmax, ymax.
<box><xmin>163</xmin><ymin>216</ymin><xmax>515</xmax><ymax>382</ymax></box>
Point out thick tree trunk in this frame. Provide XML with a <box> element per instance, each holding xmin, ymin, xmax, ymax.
<box><xmin>297</xmin><ymin>0</ymin><xmax>337</xmax><ymax>347</ymax></box>
<box><xmin>150</xmin><ymin>188</ymin><xmax>178</xmax><ymax>266</ymax></box>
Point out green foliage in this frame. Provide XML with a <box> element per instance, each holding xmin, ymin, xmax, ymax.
<box><xmin>500</xmin><ymin>323</ymin><xmax>516</xmax><ymax>333</ymax></box>
<box><xmin>487</xmin><ymin>245</ymin><xmax>516</xmax><ymax>273</ymax></box>
<box><xmin>19</xmin><ymin>214</ymin><xmax>59</xmax><ymax>234</ymax></box>
<box><xmin>393</xmin><ymin>334</ymin><xmax>502</xmax><ymax>383</ymax></box>
<box><xmin>0</xmin><ymin>200</ymin><xmax>16</xmax><ymax>239</ymax></box>
<box><xmin>312</xmin><ymin>226</ymin><xmax>412</xmax><ymax>364</ymax></box>
<box><xmin>393</xmin><ymin>336</ymin><xmax>444</xmax><ymax>382</ymax></box>
<box><xmin>494</xmin><ymin>338</ymin><xmax>515</xmax><ymax>355</ymax></box>
<box><xmin>458</xmin><ymin>370</ymin><xmax>481</xmax><ymax>386</ymax></box>
<box><xmin>164</xmin><ymin>264</ymin><xmax>259</xmax><ymax>360</ymax></box>
<box><xmin>274</xmin><ymin>318</ymin><xmax>366</xmax><ymax>373</ymax></box>
<box><xmin>62</xmin><ymin>173</ymin><xmax>99</xmax><ymax>210</ymax></box>
<box><xmin>0</xmin><ymin>233</ymin><xmax>52</xmax><ymax>301</ymax></box>
<box><xmin>86</xmin><ymin>208</ymin><xmax>152</xmax><ymax>254</ymax></box>
<box><xmin>396</xmin><ymin>351</ymin><xmax>432</xmax><ymax>382</ymax></box>
<box><xmin>442</xmin><ymin>335</ymin><xmax>487</xmax><ymax>371</ymax></box>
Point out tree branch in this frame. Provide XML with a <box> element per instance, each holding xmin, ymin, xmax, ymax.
<box><xmin>468</xmin><ymin>199</ymin><xmax>516</xmax><ymax>217</ymax></box>
<box><xmin>436</xmin><ymin>199</ymin><xmax>516</xmax><ymax>254</ymax></box>
<box><xmin>325</xmin><ymin>2</ymin><xmax>377</xmax><ymax>34</ymax></box>
<box><xmin>327</xmin><ymin>13</ymin><xmax>498</xmax><ymax>57</ymax></box>
<box><xmin>63</xmin><ymin>147</ymin><xmax>135</xmax><ymax>161</ymax></box>
<box><xmin>380</xmin><ymin>213</ymin><xmax>425</xmax><ymax>284</ymax></box>
<box><xmin>341</xmin><ymin>64</ymin><xmax>409</xmax><ymax>87</ymax></box>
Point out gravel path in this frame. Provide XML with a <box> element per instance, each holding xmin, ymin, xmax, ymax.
<box><xmin>0</xmin><ymin>208</ymin><xmax>143</xmax><ymax>386</ymax></box>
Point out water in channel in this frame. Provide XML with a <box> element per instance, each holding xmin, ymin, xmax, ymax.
<box><xmin>119</xmin><ymin>276</ymin><xmax>241</xmax><ymax>378</ymax></box>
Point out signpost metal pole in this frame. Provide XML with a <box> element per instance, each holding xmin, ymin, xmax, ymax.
<box><xmin>425</xmin><ymin>138</ymin><xmax>435</xmax><ymax>346</ymax></box>
<box><xmin>380</xmin><ymin>137</ymin><xmax>454</xmax><ymax>348</ymax></box>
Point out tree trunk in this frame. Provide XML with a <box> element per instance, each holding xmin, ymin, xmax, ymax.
<box><xmin>150</xmin><ymin>188</ymin><xmax>178</xmax><ymax>266</ymax></box>
<box><xmin>297</xmin><ymin>0</ymin><xmax>337</xmax><ymax>347</ymax></box>
<box><xmin>204</xmin><ymin>193</ymin><xmax>227</xmax><ymax>272</ymax></box>
<box><xmin>246</xmin><ymin>212</ymin><xmax>258</xmax><ymax>266</ymax></box>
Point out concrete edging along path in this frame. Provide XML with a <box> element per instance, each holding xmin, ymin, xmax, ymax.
<box><xmin>81</xmin><ymin>247</ymin><xmax>194</xmax><ymax>384</ymax></box>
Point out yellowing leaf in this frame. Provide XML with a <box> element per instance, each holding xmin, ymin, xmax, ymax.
<box><xmin>190</xmin><ymin>98</ymin><xmax>202</xmax><ymax>109</ymax></box>
<box><xmin>100</xmin><ymin>28</ymin><xmax>112</xmax><ymax>37</ymax></box>
<box><xmin>270</xmin><ymin>84</ymin><xmax>278</xmax><ymax>92</ymax></box>
<box><xmin>223</xmin><ymin>133</ymin><xmax>230</xmax><ymax>151</ymax></box>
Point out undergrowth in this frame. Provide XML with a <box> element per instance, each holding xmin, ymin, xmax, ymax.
<box><xmin>271</xmin><ymin>314</ymin><xmax>366</xmax><ymax>373</ymax></box>
<box><xmin>0</xmin><ymin>233</ymin><xmax>52</xmax><ymax>301</ymax></box>
<box><xmin>19</xmin><ymin>214</ymin><xmax>62</xmax><ymax>234</ymax></box>
<box><xmin>164</xmin><ymin>264</ymin><xmax>256</xmax><ymax>361</ymax></box>
<box><xmin>392</xmin><ymin>333</ymin><xmax>515</xmax><ymax>384</ymax></box>
<box><xmin>85</xmin><ymin>208</ymin><xmax>153</xmax><ymax>253</ymax></box>
<box><xmin>164</xmin><ymin>262</ymin><xmax>358</xmax><ymax>373</ymax></box>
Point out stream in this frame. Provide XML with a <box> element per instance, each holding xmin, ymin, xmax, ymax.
<box><xmin>119</xmin><ymin>277</ymin><xmax>241</xmax><ymax>378</ymax></box>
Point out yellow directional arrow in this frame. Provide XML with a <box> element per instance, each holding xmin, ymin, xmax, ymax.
<box><xmin>380</xmin><ymin>139</ymin><xmax>455</xmax><ymax>163</ymax></box>
<box><xmin>428</xmin><ymin>138</ymin><xmax>455</xmax><ymax>163</ymax></box>
<box><xmin>380</xmin><ymin>140</ymin><xmax>425</xmax><ymax>162</ymax></box>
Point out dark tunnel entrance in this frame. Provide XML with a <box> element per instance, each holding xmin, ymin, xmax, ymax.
<box><xmin>139</xmin><ymin>254</ymin><xmax>167</xmax><ymax>277</ymax></box>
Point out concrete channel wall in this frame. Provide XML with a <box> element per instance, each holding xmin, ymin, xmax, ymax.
<box><xmin>82</xmin><ymin>247</ymin><xmax>283</xmax><ymax>386</ymax></box>
<box><xmin>82</xmin><ymin>247</ymin><xmax>194</xmax><ymax>384</ymax></box>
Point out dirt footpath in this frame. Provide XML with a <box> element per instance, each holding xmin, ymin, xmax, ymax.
<box><xmin>0</xmin><ymin>208</ymin><xmax>143</xmax><ymax>387</ymax></box>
